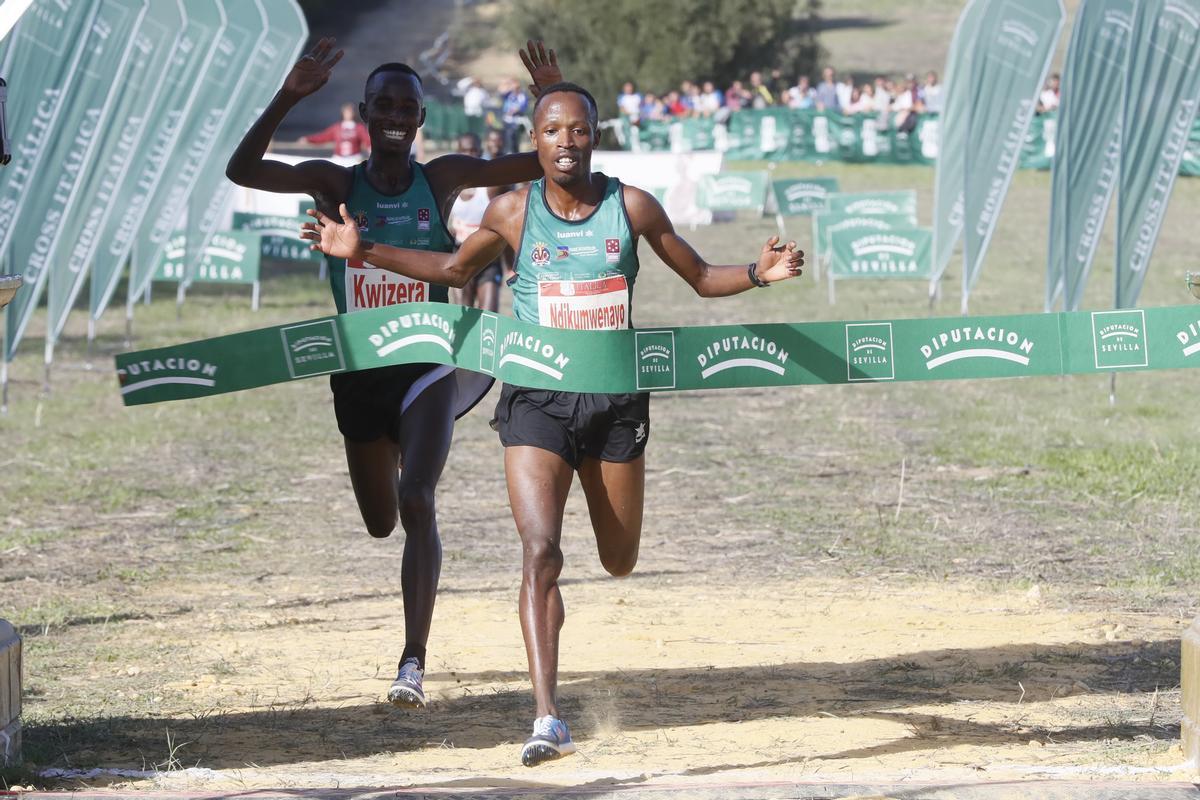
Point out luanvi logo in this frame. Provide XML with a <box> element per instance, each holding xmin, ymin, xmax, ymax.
<box><xmin>1091</xmin><ymin>309</ymin><xmax>1147</xmax><ymax>369</ymax></box>
<box><xmin>479</xmin><ymin>313</ymin><xmax>498</xmax><ymax>374</ymax></box>
<box><xmin>499</xmin><ymin>331</ymin><xmax>570</xmax><ymax>380</ymax></box>
<box><xmin>282</xmin><ymin>319</ymin><xmax>345</xmax><ymax>379</ymax></box>
<box><xmin>117</xmin><ymin>355</ymin><xmax>219</xmax><ymax>396</ymax></box>
<box><xmin>635</xmin><ymin>330</ymin><xmax>676</xmax><ymax>390</ymax></box>
<box><xmin>368</xmin><ymin>310</ymin><xmax>456</xmax><ymax>359</ymax></box>
<box><xmin>919</xmin><ymin>324</ymin><xmax>1035</xmax><ymax>370</ymax></box>
<box><xmin>696</xmin><ymin>334</ymin><xmax>789</xmax><ymax>379</ymax></box>
<box><xmin>845</xmin><ymin>322</ymin><xmax>894</xmax><ymax>381</ymax></box>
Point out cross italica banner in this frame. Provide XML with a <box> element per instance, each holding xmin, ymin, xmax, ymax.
<box><xmin>4</xmin><ymin>0</ymin><xmax>147</xmax><ymax>363</ymax></box>
<box><xmin>89</xmin><ymin>0</ymin><xmax>226</xmax><ymax>331</ymax></box>
<box><xmin>1047</xmin><ymin>0</ymin><xmax>1134</xmax><ymax>312</ymax></box>
<box><xmin>113</xmin><ymin>303</ymin><xmax>1200</xmax><ymax>407</ymax></box>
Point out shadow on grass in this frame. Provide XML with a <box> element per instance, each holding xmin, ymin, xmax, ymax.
<box><xmin>22</xmin><ymin>639</ymin><xmax>1180</xmax><ymax>773</ymax></box>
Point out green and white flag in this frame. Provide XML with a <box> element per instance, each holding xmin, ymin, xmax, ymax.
<box><xmin>1047</xmin><ymin>0</ymin><xmax>1134</xmax><ymax>312</ymax></box>
<box><xmin>0</xmin><ymin>0</ymin><xmax>99</xmax><ymax>358</ymax></box>
<box><xmin>696</xmin><ymin>171</ymin><xmax>769</xmax><ymax>212</ymax></box>
<box><xmin>962</xmin><ymin>0</ymin><xmax>1065</xmax><ymax>313</ymax></box>
<box><xmin>4</xmin><ymin>0</ymin><xmax>146</xmax><ymax>363</ymax></box>
<box><xmin>1116</xmin><ymin>0</ymin><xmax>1200</xmax><ymax>309</ymax></box>
<box><xmin>89</xmin><ymin>0</ymin><xmax>225</xmax><ymax>329</ymax></box>
<box><xmin>930</xmin><ymin>0</ymin><xmax>988</xmax><ymax>292</ymax></box>
<box><xmin>47</xmin><ymin>0</ymin><xmax>179</xmax><ymax>362</ymax></box>
<box><xmin>826</xmin><ymin>190</ymin><xmax>918</xmax><ymax>218</ymax></box>
<box><xmin>180</xmin><ymin>0</ymin><xmax>306</xmax><ymax>297</ymax></box>
<box><xmin>770</xmin><ymin>178</ymin><xmax>839</xmax><ymax>217</ymax></box>
<box><xmin>827</xmin><ymin>228</ymin><xmax>934</xmax><ymax>304</ymax></box>
<box><xmin>813</xmin><ymin>213</ymin><xmax>916</xmax><ymax>266</ymax></box>
<box><xmin>126</xmin><ymin>0</ymin><xmax>264</xmax><ymax>319</ymax></box>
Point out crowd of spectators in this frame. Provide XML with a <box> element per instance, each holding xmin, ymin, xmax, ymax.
<box><xmin>613</xmin><ymin>68</ymin><xmax>1063</xmax><ymax>131</ymax></box>
<box><xmin>456</xmin><ymin>75</ymin><xmax>530</xmax><ymax>154</ymax></box>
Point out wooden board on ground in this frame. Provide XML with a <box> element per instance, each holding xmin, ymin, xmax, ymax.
<box><xmin>0</xmin><ymin>619</ymin><xmax>21</xmax><ymax>766</ymax></box>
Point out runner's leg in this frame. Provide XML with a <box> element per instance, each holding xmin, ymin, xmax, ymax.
<box><xmin>344</xmin><ymin>437</ymin><xmax>403</xmax><ymax>538</ymax></box>
<box><xmin>395</xmin><ymin>372</ymin><xmax>457</xmax><ymax>663</ymax></box>
<box><xmin>505</xmin><ymin>444</ymin><xmax>574</xmax><ymax>718</ymax></box>
<box><xmin>578</xmin><ymin>455</ymin><xmax>644</xmax><ymax>576</ymax></box>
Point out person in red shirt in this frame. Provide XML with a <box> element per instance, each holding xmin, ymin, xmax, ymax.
<box><xmin>300</xmin><ymin>103</ymin><xmax>371</xmax><ymax>164</ymax></box>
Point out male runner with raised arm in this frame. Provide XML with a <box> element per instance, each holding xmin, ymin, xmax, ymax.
<box><xmin>226</xmin><ymin>37</ymin><xmax>562</xmax><ymax>710</ymax></box>
<box><xmin>302</xmin><ymin>82</ymin><xmax>803</xmax><ymax>765</ymax></box>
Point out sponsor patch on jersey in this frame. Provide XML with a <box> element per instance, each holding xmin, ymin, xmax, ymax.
<box><xmin>605</xmin><ymin>238</ymin><xmax>621</xmax><ymax>264</ymax></box>
<box><xmin>417</xmin><ymin>208</ymin><xmax>431</xmax><ymax>231</ymax></box>
<box><xmin>531</xmin><ymin>242</ymin><xmax>552</xmax><ymax>267</ymax></box>
<box><xmin>556</xmin><ymin>245</ymin><xmax>570</xmax><ymax>260</ymax></box>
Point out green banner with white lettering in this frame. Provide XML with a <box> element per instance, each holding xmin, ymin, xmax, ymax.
<box><xmin>1116</xmin><ymin>0</ymin><xmax>1200</xmax><ymax>309</ymax></box>
<box><xmin>770</xmin><ymin>178</ymin><xmax>839</xmax><ymax>217</ymax></box>
<box><xmin>931</xmin><ymin>0</ymin><xmax>988</xmax><ymax>292</ymax></box>
<box><xmin>88</xmin><ymin>0</ymin><xmax>225</xmax><ymax>330</ymax></box>
<box><xmin>126</xmin><ymin>0</ymin><xmax>261</xmax><ymax>318</ymax></box>
<box><xmin>962</xmin><ymin>0</ymin><xmax>1065</xmax><ymax>313</ymax></box>
<box><xmin>155</xmin><ymin>231</ymin><xmax>261</xmax><ymax>285</ymax></box>
<box><xmin>812</xmin><ymin>213</ymin><xmax>916</xmax><ymax>267</ymax></box>
<box><xmin>4</xmin><ymin>0</ymin><xmax>146</xmax><ymax>362</ymax></box>
<box><xmin>48</xmin><ymin>0</ymin><xmax>179</xmax><ymax>360</ymax></box>
<box><xmin>181</xmin><ymin>0</ymin><xmax>306</xmax><ymax>294</ymax></box>
<box><xmin>826</xmin><ymin>191</ymin><xmax>918</xmax><ymax>218</ymax></box>
<box><xmin>0</xmin><ymin>0</ymin><xmax>100</xmax><ymax>365</ymax></box>
<box><xmin>1047</xmin><ymin>0</ymin><xmax>1133</xmax><ymax>313</ymax></box>
<box><xmin>113</xmin><ymin>302</ymin><xmax>1200</xmax><ymax>406</ymax></box>
<box><xmin>696</xmin><ymin>171</ymin><xmax>769</xmax><ymax>212</ymax></box>
<box><xmin>233</xmin><ymin>212</ymin><xmax>321</xmax><ymax>262</ymax></box>
<box><xmin>829</xmin><ymin>229</ymin><xmax>934</xmax><ymax>279</ymax></box>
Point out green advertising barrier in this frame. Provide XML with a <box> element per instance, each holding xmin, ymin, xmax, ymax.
<box><xmin>153</xmin><ymin>231</ymin><xmax>262</xmax><ymax>309</ymax></box>
<box><xmin>770</xmin><ymin>178</ymin><xmax>839</xmax><ymax>237</ymax></box>
<box><xmin>811</xmin><ymin>212</ymin><xmax>915</xmax><ymax>282</ymax></box>
<box><xmin>826</xmin><ymin>190</ymin><xmax>918</xmax><ymax>218</ymax></box>
<box><xmin>827</xmin><ymin>228</ymin><xmax>934</xmax><ymax>304</ymax></box>
<box><xmin>114</xmin><ymin>302</ymin><xmax>1200</xmax><ymax>406</ymax></box>
<box><xmin>232</xmin><ymin>212</ymin><xmax>320</xmax><ymax>263</ymax></box>
<box><xmin>696</xmin><ymin>171</ymin><xmax>769</xmax><ymax>213</ymax></box>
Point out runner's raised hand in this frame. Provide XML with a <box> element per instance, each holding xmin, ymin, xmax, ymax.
<box><xmin>753</xmin><ymin>236</ymin><xmax>804</xmax><ymax>284</ymax></box>
<box><xmin>520</xmin><ymin>39</ymin><xmax>562</xmax><ymax>97</ymax></box>
<box><xmin>281</xmin><ymin>37</ymin><xmax>344</xmax><ymax>100</ymax></box>
<box><xmin>301</xmin><ymin>204</ymin><xmax>361</xmax><ymax>260</ymax></box>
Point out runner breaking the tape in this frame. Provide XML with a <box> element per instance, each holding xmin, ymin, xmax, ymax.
<box><xmin>301</xmin><ymin>82</ymin><xmax>804</xmax><ymax>766</ymax></box>
<box><xmin>226</xmin><ymin>37</ymin><xmax>563</xmax><ymax>710</ymax></box>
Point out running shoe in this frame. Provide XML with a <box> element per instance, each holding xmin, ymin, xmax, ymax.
<box><xmin>521</xmin><ymin>715</ymin><xmax>576</xmax><ymax>766</ymax></box>
<box><xmin>387</xmin><ymin>657</ymin><xmax>426</xmax><ymax>708</ymax></box>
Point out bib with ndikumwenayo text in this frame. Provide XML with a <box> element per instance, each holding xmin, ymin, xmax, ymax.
<box><xmin>537</xmin><ymin>275</ymin><xmax>630</xmax><ymax>330</ymax></box>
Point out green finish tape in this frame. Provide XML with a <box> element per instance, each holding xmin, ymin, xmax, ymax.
<box><xmin>113</xmin><ymin>303</ymin><xmax>1200</xmax><ymax>406</ymax></box>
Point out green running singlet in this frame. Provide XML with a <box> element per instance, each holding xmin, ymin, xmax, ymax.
<box><xmin>511</xmin><ymin>175</ymin><xmax>639</xmax><ymax>329</ymax></box>
<box><xmin>326</xmin><ymin>161</ymin><xmax>454</xmax><ymax>314</ymax></box>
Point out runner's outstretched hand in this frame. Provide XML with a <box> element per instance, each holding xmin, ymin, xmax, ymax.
<box><xmin>520</xmin><ymin>39</ymin><xmax>562</xmax><ymax>97</ymax></box>
<box><xmin>302</xmin><ymin>204</ymin><xmax>361</xmax><ymax>260</ymax></box>
<box><xmin>281</xmin><ymin>37</ymin><xmax>344</xmax><ymax>100</ymax></box>
<box><xmin>753</xmin><ymin>236</ymin><xmax>805</xmax><ymax>284</ymax></box>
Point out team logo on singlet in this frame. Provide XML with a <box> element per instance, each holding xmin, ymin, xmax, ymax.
<box><xmin>605</xmin><ymin>238</ymin><xmax>621</xmax><ymax>264</ymax></box>
<box><xmin>531</xmin><ymin>242</ymin><xmax>552</xmax><ymax>267</ymax></box>
<box><xmin>417</xmin><ymin>208</ymin><xmax>431</xmax><ymax>231</ymax></box>
<box><xmin>556</xmin><ymin>245</ymin><xmax>570</xmax><ymax>260</ymax></box>
<box><xmin>353</xmin><ymin>211</ymin><xmax>369</xmax><ymax>232</ymax></box>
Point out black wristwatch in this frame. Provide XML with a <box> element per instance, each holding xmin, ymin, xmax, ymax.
<box><xmin>748</xmin><ymin>261</ymin><xmax>770</xmax><ymax>288</ymax></box>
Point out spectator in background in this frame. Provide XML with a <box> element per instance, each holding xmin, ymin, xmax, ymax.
<box><xmin>769</xmin><ymin>68</ymin><xmax>789</xmax><ymax>103</ymax></box>
<box><xmin>639</xmin><ymin>91</ymin><xmax>666</xmax><ymax>121</ymax></box>
<box><xmin>617</xmin><ymin>81</ymin><xmax>642</xmax><ymax>120</ymax></box>
<box><xmin>836</xmin><ymin>74</ymin><xmax>855</xmax><ymax>113</ymax></box>
<box><xmin>298</xmin><ymin>103</ymin><xmax>370</xmax><ymax>165</ymax></box>
<box><xmin>483</xmin><ymin>128</ymin><xmax>505</xmax><ymax>160</ymax></box>
<box><xmin>872</xmin><ymin>76</ymin><xmax>893</xmax><ymax>124</ymax></box>
<box><xmin>891</xmin><ymin>74</ymin><xmax>920</xmax><ymax>132</ymax></box>
<box><xmin>920</xmin><ymin>71</ymin><xmax>943</xmax><ymax>114</ymax></box>
<box><xmin>725</xmin><ymin>80</ymin><xmax>752</xmax><ymax>112</ymax></box>
<box><xmin>1038</xmin><ymin>73</ymin><xmax>1061</xmax><ymax>112</ymax></box>
<box><xmin>846</xmin><ymin>83</ymin><xmax>874</xmax><ymax>115</ymax></box>
<box><xmin>697</xmin><ymin>80</ymin><xmax>723</xmax><ymax>117</ymax></box>
<box><xmin>664</xmin><ymin>90</ymin><xmax>688</xmax><ymax>117</ymax></box>
<box><xmin>786</xmin><ymin>75</ymin><xmax>815</xmax><ymax>110</ymax></box>
<box><xmin>815</xmin><ymin>66</ymin><xmax>839</xmax><ymax>112</ymax></box>
<box><xmin>748</xmin><ymin>71</ymin><xmax>774</xmax><ymax>108</ymax></box>
<box><xmin>684</xmin><ymin>81</ymin><xmax>702</xmax><ymax>115</ymax></box>
<box><xmin>499</xmin><ymin>77</ymin><xmax>528</xmax><ymax>153</ymax></box>
<box><xmin>461</xmin><ymin>77</ymin><xmax>490</xmax><ymax>118</ymax></box>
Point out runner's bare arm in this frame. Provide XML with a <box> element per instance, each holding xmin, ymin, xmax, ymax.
<box><xmin>625</xmin><ymin>186</ymin><xmax>804</xmax><ymax>296</ymax></box>
<box><xmin>301</xmin><ymin>195</ymin><xmax>518</xmax><ymax>287</ymax></box>
<box><xmin>225</xmin><ymin>37</ymin><xmax>346</xmax><ymax>200</ymax></box>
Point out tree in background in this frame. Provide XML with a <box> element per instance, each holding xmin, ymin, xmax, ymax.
<box><xmin>505</xmin><ymin>0</ymin><xmax>822</xmax><ymax>118</ymax></box>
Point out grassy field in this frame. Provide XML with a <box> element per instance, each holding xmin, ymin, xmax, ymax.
<box><xmin>2</xmin><ymin>161</ymin><xmax>1198</xmax><ymax>790</ymax></box>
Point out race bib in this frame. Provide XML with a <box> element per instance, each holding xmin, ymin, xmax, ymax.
<box><xmin>537</xmin><ymin>275</ymin><xmax>630</xmax><ymax>330</ymax></box>
<box><xmin>346</xmin><ymin>258</ymin><xmax>428</xmax><ymax>312</ymax></box>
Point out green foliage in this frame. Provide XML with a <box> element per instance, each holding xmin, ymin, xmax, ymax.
<box><xmin>505</xmin><ymin>0</ymin><xmax>822</xmax><ymax>115</ymax></box>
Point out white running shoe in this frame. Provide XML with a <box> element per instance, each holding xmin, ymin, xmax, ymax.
<box><xmin>387</xmin><ymin>658</ymin><xmax>426</xmax><ymax>708</ymax></box>
<box><xmin>521</xmin><ymin>715</ymin><xmax>576</xmax><ymax>766</ymax></box>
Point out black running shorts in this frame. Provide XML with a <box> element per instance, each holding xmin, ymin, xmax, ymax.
<box><xmin>330</xmin><ymin>363</ymin><xmax>447</xmax><ymax>443</ymax></box>
<box><xmin>491</xmin><ymin>385</ymin><xmax>650</xmax><ymax>469</ymax></box>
